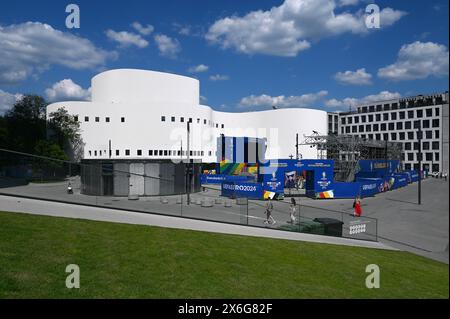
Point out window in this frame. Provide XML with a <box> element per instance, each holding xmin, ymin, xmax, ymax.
<box><xmin>432</xmin><ymin>141</ymin><xmax>439</xmax><ymax>150</ymax></box>
<box><xmin>116</xmin><ymin>150</ymin><xmax>119</xmax><ymax>156</ymax></box>
<box><xmin>99</xmin><ymin>150</ymin><xmax>102</xmax><ymax>156</ymax></box>
<box><xmin>221</xmin><ymin>124</ymin><xmax>224</xmax><ymax>128</ymax></box>
<box><xmin>161</xmin><ymin>116</ymin><xmax>166</xmax><ymax>122</ymax></box>
<box><xmin>180</xmin><ymin>117</ymin><xmax>184</xmax><ymax>122</ymax></box>
<box><xmin>95</xmin><ymin>117</ymin><xmax>100</xmax><ymax>122</ymax></box>
<box><xmin>384</xmin><ymin>104</ymin><xmax>390</xmax><ymax>111</ymax></box>
<box><xmin>426</xmin><ymin>108</ymin><xmax>432</xmax><ymax>117</ymax></box>
<box><xmin>381</xmin><ymin>123</ymin><xmax>386</xmax><ymax>131</ymax></box>
<box><xmin>404</xmin><ymin>142</ymin><xmax>411</xmax><ymax>150</ymax></box>
<box><xmin>396</xmin><ymin>122</ymin><xmax>403</xmax><ymax>130</ymax></box>
<box><xmin>352</xmin><ymin>126</ymin><xmax>357</xmax><ymax>133</ymax></box>
<box><xmin>369</xmin><ymin>105</ymin><xmax>375</xmax><ymax>112</ymax></box>
<box><xmin>391</xmin><ymin>112</ymin><xmax>397</xmax><ymax>120</ymax></box>
<box><xmin>341</xmin><ymin>118</ymin><xmax>346</xmax><ymax>125</ymax></box>
<box><xmin>368</xmin><ymin>134</ymin><xmax>374</xmax><ymax>139</ymax></box>
<box><xmin>121</xmin><ymin>117</ymin><xmax>125</xmax><ymax>122</ymax></box>
<box><xmin>348</xmin><ymin>117</ymin><xmax>353</xmax><ymax>124</ymax></box>
<box><xmin>423</xmin><ymin>142</ymin><xmax>430</xmax><ymax>150</ymax></box>
<box><xmin>159</xmin><ymin>150</ymin><xmax>163</xmax><ymax>156</ymax></box>
<box><xmin>426</xmin><ymin>153</ymin><xmax>433</xmax><ymax>161</ymax></box>
<box><xmin>149</xmin><ymin>150</ymin><xmax>153</xmax><ymax>156</ymax></box>
<box><xmin>435</xmin><ymin>153</ymin><xmax>439</xmax><ymax>161</ymax></box>
<box><xmin>74</xmin><ymin>116</ymin><xmax>78</xmax><ymax>122</ymax></box>
<box><xmin>373</xmin><ymin>124</ymin><xmax>379</xmax><ymax>132</ymax></box>
<box><xmin>89</xmin><ymin>151</ymin><xmax>92</xmax><ymax>156</ymax></box>
<box><xmin>125</xmin><ymin>149</ymin><xmax>130</xmax><ymax>156</ymax></box>
<box><xmin>422</xmin><ymin>120</ymin><xmax>430</xmax><ymax>128</ymax></box>
<box><xmin>416</xmin><ymin>109</ymin><xmax>423</xmax><ymax>118</ymax></box>
<box><xmin>365</xmin><ymin>124</ymin><xmax>371</xmax><ymax>132</ymax></box>
<box><xmin>383</xmin><ymin>113</ymin><xmax>389</xmax><ymax>121</ymax></box>
<box><xmin>368</xmin><ymin>115</ymin><xmax>374</xmax><ymax>122</ymax></box>
<box><xmin>359</xmin><ymin>125</ymin><xmax>364</xmax><ymax>132</ymax></box>
<box><xmin>171</xmin><ymin>116</ymin><xmax>175</xmax><ymax>122</ymax></box>
<box><xmin>435</xmin><ymin>108</ymin><xmax>440</xmax><ymax>116</ymax></box>
<box><xmin>432</xmin><ymin>119</ymin><xmax>439</xmax><ymax>127</ymax></box>
<box><xmin>392</xmin><ymin>103</ymin><xmax>398</xmax><ymax>109</ymax></box>
<box><xmin>376</xmin><ymin>114</ymin><xmax>381</xmax><ymax>121</ymax></box>
<box><xmin>425</xmin><ymin>131</ymin><xmax>432</xmax><ymax>139</ymax></box>
<box><xmin>345</xmin><ymin>127</ymin><xmax>350</xmax><ymax>133</ymax></box>
<box><xmin>413</xmin><ymin>120</ymin><xmax>420</xmax><ymax>129</ymax></box>
<box><xmin>413</xmin><ymin>142</ymin><xmax>419</xmax><ymax>150</ymax></box>
<box><xmin>204</xmin><ymin>119</ymin><xmax>207</xmax><ymax>124</ymax></box>
<box><xmin>391</xmin><ymin>133</ymin><xmax>397</xmax><ymax>140</ymax></box>
<box><xmin>399</xmin><ymin>111</ymin><xmax>405</xmax><ymax>119</ymax></box>
<box><xmin>85</xmin><ymin>116</ymin><xmax>89</xmax><ymax>122</ymax></box>
<box><xmin>354</xmin><ymin>116</ymin><xmax>359</xmax><ymax>123</ymax></box>
<box><xmin>405</xmin><ymin>121</ymin><xmax>411</xmax><ymax>129</ymax></box>
<box><xmin>361</xmin><ymin>115</ymin><xmax>366</xmax><ymax>123</ymax></box>
<box><xmin>408</xmin><ymin>132</ymin><xmax>414</xmax><ymax>139</ymax></box>
<box><xmin>408</xmin><ymin>110</ymin><xmax>414</xmax><ymax>119</ymax></box>
<box><xmin>215</xmin><ymin>123</ymin><xmax>219</xmax><ymax>128</ymax></box>
<box><xmin>375</xmin><ymin>134</ymin><xmax>381</xmax><ymax>140</ymax></box>
<box><xmin>106</xmin><ymin>117</ymin><xmax>110</xmax><ymax>122</ymax></box>
<box><xmin>404</xmin><ymin>163</ymin><xmax>411</xmax><ymax>170</ymax></box>
<box><xmin>94</xmin><ymin>150</ymin><xmax>97</xmax><ymax>156</ymax></box>
<box><xmin>137</xmin><ymin>150</ymin><xmax>142</xmax><ymax>156</ymax></box>
<box><xmin>164</xmin><ymin>150</ymin><xmax>168</xmax><ymax>156</ymax></box>
<box><xmin>383</xmin><ymin>133</ymin><xmax>389</xmax><ymax>140</ymax></box>
<box><xmin>389</xmin><ymin>123</ymin><xmax>395</xmax><ymax>130</ymax></box>
<box><xmin>376</xmin><ymin>105</ymin><xmax>382</xmax><ymax>111</ymax></box>
<box><xmin>435</xmin><ymin>130</ymin><xmax>440</xmax><ymax>139</ymax></box>
<box><xmin>197</xmin><ymin>118</ymin><xmax>200</xmax><ymax>124</ymax></box>
<box><xmin>407</xmin><ymin>153</ymin><xmax>414</xmax><ymax>161</ymax></box>
<box><xmin>399</xmin><ymin>132</ymin><xmax>405</xmax><ymax>140</ymax></box>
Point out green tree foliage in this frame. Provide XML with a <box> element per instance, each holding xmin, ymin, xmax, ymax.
<box><xmin>47</xmin><ymin>108</ymin><xmax>83</xmax><ymax>161</ymax></box>
<box><xmin>2</xmin><ymin>95</ymin><xmax>47</xmax><ymax>153</ymax></box>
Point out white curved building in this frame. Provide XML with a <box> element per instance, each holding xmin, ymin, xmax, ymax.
<box><xmin>47</xmin><ymin>69</ymin><xmax>327</xmax><ymax>163</ymax></box>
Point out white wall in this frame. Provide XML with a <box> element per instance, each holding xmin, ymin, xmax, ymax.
<box><xmin>47</xmin><ymin>69</ymin><xmax>327</xmax><ymax>162</ymax></box>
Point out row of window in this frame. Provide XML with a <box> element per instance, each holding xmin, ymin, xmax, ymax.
<box><xmin>403</xmin><ymin>152</ymin><xmax>440</xmax><ymax>162</ymax></box>
<box><xmin>357</xmin><ymin>96</ymin><xmax>446</xmax><ymax>113</ymax></box>
<box><xmin>349</xmin><ymin>131</ymin><xmax>440</xmax><ymax>143</ymax></box>
<box><xmin>341</xmin><ymin>107</ymin><xmax>440</xmax><ymax>125</ymax></box>
<box><xmin>404</xmin><ymin>163</ymin><xmax>440</xmax><ymax>171</ymax></box>
<box><xmin>342</xmin><ymin>120</ymin><xmax>440</xmax><ymax>134</ymax></box>
<box><xmin>74</xmin><ymin>116</ymin><xmax>126</xmax><ymax>123</ymax></box>
<box><xmin>161</xmin><ymin>116</ymin><xmax>224</xmax><ymax>128</ymax></box>
<box><xmin>87</xmin><ymin>149</ymin><xmax>213</xmax><ymax>157</ymax></box>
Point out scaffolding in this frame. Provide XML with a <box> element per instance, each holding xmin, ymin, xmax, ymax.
<box><xmin>299</xmin><ymin>132</ymin><xmax>403</xmax><ymax>182</ymax></box>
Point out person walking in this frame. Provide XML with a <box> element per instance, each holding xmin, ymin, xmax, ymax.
<box><xmin>289</xmin><ymin>197</ymin><xmax>297</xmax><ymax>224</ymax></box>
<box><xmin>264</xmin><ymin>198</ymin><xmax>276</xmax><ymax>225</ymax></box>
<box><xmin>353</xmin><ymin>197</ymin><xmax>362</xmax><ymax>217</ymax></box>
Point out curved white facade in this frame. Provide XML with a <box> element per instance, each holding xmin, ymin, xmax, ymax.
<box><xmin>47</xmin><ymin>69</ymin><xmax>327</xmax><ymax>162</ymax></box>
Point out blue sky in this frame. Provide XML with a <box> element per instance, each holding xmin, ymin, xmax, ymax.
<box><xmin>0</xmin><ymin>0</ymin><xmax>448</xmax><ymax>113</ymax></box>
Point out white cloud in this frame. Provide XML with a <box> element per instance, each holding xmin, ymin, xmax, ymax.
<box><xmin>209</xmin><ymin>74</ymin><xmax>230</xmax><ymax>81</ymax></box>
<box><xmin>154</xmin><ymin>34</ymin><xmax>181</xmax><ymax>58</ymax></box>
<box><xmin>205</xmin><ymin>0</ymin><xmax>405</xmax><ymax>57</ymax></box>
<box><xmin>239</xmin><ymin>90</ymin><xmax>328</xmax><ymax>108</ymax></box>
<box><xmin>338</xmin><ymin>0</ymin><xmax>359</xmax><ymax>6</ymax></box>
<box><xmin>334</xmin><ymin>68</ymin><xmax>372</xmax><ymax>85</ymax></box>
<box><xmin>378</xmin><ymin>41</ymin><xmax>449</xmax><ymax>81</ymax></box>
<box><xmin>188</xmin><ymin>64</ymin><xmax>209</xmax><ymax>73</ymax></box>
<box><xmin>45</xmin><ymin>79</ymin><xmax>91</xmax><ymax>102</ymax></box>
<box><xmin>106</xmin><ymin>29</ymin><xmax>149</xmax><ymax>48</ymax></box>
<box><xmin>131</xmin><ymin>22</ymin><xmax>154</xmax><ymax>35</ymax></box>
<box><xmin>0</xmin><ymin>89</ymin><xmax>23</xmax><ymax>115</ymax></box>
<box><xmin>0</xmin><ymin>22</ymin><xmax>115</xmax><ymax>85</ymax></box>
<box><xmin>325</xmin><ymin>91</ymin><xmax>401</xmax><ymax>108</ymax></box>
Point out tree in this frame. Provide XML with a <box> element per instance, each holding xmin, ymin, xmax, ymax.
<box><xmin>4</xmin><ymin>95</ymin><xmax>47</xmax><ymax>153</ymax></box>
<box><xmin>47</xmin><ymin>108</ymin><xmax>84</xmax><ymax>162</ymax></box>
<box><xmin>33</xmin><ymin>140</ymin><xmax>68</xmax><ymax>180</ymax></box>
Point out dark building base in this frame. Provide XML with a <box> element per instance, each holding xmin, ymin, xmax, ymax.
<box><xmin>80</xmin><ymin>159</ymin><xmax>202</xmax><ymax>196</ymax></box>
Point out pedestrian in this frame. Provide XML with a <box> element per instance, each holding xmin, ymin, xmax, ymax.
<box><xmin>353</xmin><ymin>196</ymin><xmax>362</xmax><ymax>217</ymax></box>
<box><xmin>264</xmin><ymin>198</ymin><xmax>276</xmax><ymax>225</ymax></box>
<box><xmin>289</xmin><ymin>197</ymin><xmax>297</xmax><ymax>224</ymax></box>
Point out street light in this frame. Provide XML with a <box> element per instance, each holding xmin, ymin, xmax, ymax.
<box><xmin>417</xmin><ymin>122</ymin><xmax>422</xmax><ymax>205</ymax></box>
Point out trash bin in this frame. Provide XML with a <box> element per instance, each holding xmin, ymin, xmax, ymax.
<box><xmin>313</xmin><ymin>218</ymin><xmax>344</xmax><ymax>237</ymax></box>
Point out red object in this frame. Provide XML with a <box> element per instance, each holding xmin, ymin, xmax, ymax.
<box><xmin>354</xmin><ymin>201</ymin><xmax>362</xmax><ymax>217</ymax></box>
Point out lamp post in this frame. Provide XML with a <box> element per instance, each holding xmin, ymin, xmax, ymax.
<box><xmin>417</xmin><ymin>123</ymin><xmax>422</xmax><ymax>205</ymax></box>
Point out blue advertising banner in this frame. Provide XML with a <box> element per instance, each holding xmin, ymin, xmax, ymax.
<box><xmin>221</xmin><ymin>181</ymin><xmax>263</xmax><ymax>199</ymax></box>
<box><xmin>200</xmin><ymin>174</ymin><xmax>253</xmax><ymax>184</ymax></box>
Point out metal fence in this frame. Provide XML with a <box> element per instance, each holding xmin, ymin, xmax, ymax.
<box><xmin>0</xmin><ymin>148</ymin><xmax>378</xmax><ymax>242</ymax></box>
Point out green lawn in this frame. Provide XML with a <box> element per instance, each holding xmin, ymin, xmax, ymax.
<box><xmin>0</xmin><ymin>211</ymin><xmax>448</xmax><ymax>298</ymax></box>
